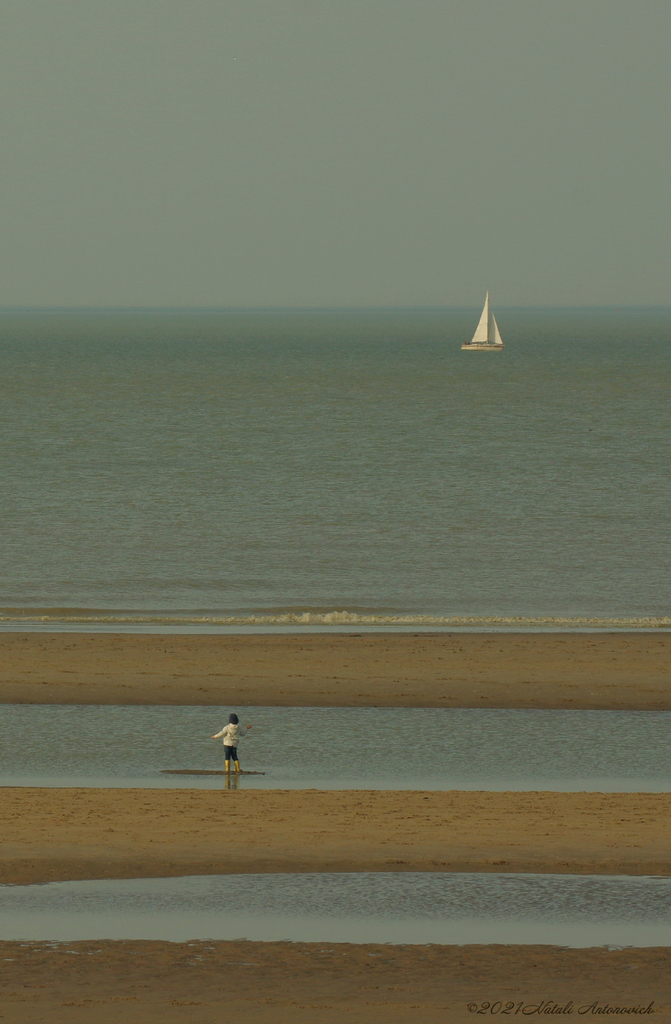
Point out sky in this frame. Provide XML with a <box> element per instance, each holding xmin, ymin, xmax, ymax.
<box><xmin>0</xmin><ymin>0</ymin><xmax>669</xmax><ymax>308</ymax></box>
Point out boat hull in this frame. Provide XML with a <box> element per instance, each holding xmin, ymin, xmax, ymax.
<box><xmin>461</xmin><ymin>343</ymin><xmax>504</xmax><ymax>351</ymax></box>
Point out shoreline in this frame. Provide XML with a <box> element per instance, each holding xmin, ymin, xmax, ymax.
<box><xmin>1</xmin><ymin>631</ymin><xmax>670</xmax><ymax>708</ymax></box>
<box><xmin>0</xmin><ymin>940</ymin><xmax>668</xmax><ymax>1023</ymax></box>
<box><xmin>3</xmin><ymin>788</ymin><xmax>671</xmax><ymax>885</ymax></box>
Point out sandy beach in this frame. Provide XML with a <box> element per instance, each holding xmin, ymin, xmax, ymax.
<box><xmin>0</xmin><ymin>940</ymin><xmax>668</xmax><ymax>1023</ymax></box>
<box><xmin>1</xmin><ymin>631</ymin><xmax>670</xmax><ymax>708</ymax></box>
<box><xmin>2</xmin><ymin>788</ymin><xmax>670</xmax><ymax>884</ymax></box>
<box><xmin>3</xmin><ymin>632</ymin><xmax>671</xmax><ymax>1017</ymax></box>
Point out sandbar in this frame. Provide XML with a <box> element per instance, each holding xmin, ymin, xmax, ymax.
<box><xmin>1</xmin><ymin>631</ymin><xmax>670</xmax><ymax>708</ymax></box>
<box><xmin>0</xmin><ymin>940</ymin><xmax>668</xmax><ymax>1023</ymax></box>
<box><xmin>2</xmin><ymin>788</ymin><xmax>670</xmax><ymax>885</ymax></box>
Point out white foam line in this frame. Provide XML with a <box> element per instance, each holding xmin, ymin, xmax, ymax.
<box><xmin>0</xmin><ymin>612</ymin><xmax>670</xmax><ymax>628</ymax></box>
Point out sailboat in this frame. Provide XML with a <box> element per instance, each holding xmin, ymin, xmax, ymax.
<box><xmin>461</xmin><ymin>292</ymin><xmax>504</xmax><ymax>350</ymax></box>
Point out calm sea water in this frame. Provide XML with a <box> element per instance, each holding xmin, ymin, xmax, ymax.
<box><xmin>3</xmin><ymin>706</ymin><xmax>671</xmax><ymax>791</ymax></box>
<box><xmin>1</xmin><ymin>308</ymin><xmax>669</xmax><ymax>628</ymax></box>
<box><xmin>3</xmin><ymin>873</ymin><xmax>671</xmax><ymax>945</ymax></box>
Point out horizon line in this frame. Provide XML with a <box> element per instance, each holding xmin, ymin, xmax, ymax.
<box><xmin>1</xmin><ymin>303</ymin><xmax>670</xmax><ymax>314</ymax></box>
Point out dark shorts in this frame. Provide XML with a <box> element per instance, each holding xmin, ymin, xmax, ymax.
<box><xmin>224</xmin><ymin>746</ymin><xmax>238</xmax><ymax>760</ymax></box>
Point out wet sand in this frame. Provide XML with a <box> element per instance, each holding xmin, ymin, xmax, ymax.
<box><xmin>1</xmin><ymin>631</ymin><xmax>670</xmax><ymax>708</ymax></box>
<box><xmin>0</xmin><ymin>940</ymin><xmax>668</xmax><ymax>1023</ymax></box>
<box><xmin>2</xmin><ymin>788</ymin><xmax>670</xmax><ymax>885</ymax></box>
<box><xmin>3</xmin><ymin>632</ymin><xmax>670</xmax><ymax>1010</ymax></box>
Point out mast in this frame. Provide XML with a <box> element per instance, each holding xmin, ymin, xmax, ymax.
<box><xmin>471</xmin><ymin>292</ymin><xmax>490</xmax><ymax>344</ymax></box>
<box><xmin>491</xmin><ymin>314</ymin><xmax>503</xmax><ymax>346</ymax></box>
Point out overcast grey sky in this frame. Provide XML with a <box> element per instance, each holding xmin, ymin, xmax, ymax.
<box><xmin>1</xmin><ymin>1</ymin><xmax>669</xmax><ymax>308</ymax></box>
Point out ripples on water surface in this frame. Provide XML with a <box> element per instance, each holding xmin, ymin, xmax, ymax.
<box><xmin>4</xmin><ymin>706</ymin><xmax>671</xmax><ymax>790</ymax></box>
<box><xmin>2</xmin><ymin>873</ymin><xmax>671</xmax><ymax>945</ymax></box>
<box><xmin>1</xmin><ymin>308</ymin><xmax>670</xmax><ymax>622</ymax></box>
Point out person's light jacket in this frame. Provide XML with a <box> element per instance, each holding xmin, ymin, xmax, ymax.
<box><xmin>213</xmin><ymin>723</ymin><xmax>246</xmax><ymax>747</ymax></box>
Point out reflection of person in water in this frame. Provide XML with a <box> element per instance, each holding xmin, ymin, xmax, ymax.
<box><xmin>211</xmin><ymin>713</ymin><xmax>252</xmax><ymax>773</ymax></box>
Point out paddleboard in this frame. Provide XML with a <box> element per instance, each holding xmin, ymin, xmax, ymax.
<box><xmin>160</xmin><ymin>769</ymin><xmax>266</xmax><ymax>776</ymax></box>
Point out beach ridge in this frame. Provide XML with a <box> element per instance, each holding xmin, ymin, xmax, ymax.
<box><xmin>1</xmin><ymin>632</ymin><xmax>670</xmax><ymax>708</ymax></box>
<box><xmin>2</xmin><ymin>788</ymin><xmax>670</xmax><ymax>886</ymax></box>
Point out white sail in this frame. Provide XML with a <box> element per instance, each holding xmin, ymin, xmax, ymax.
<box><xmin>491</xmin><ymin>314</ymin><xmax>503</xmax><ymax>346</ymax></box>
<box><xmin>471</xmin><ymin>292</ymin><xmax>490</xmax><ymax>344</ymax></box>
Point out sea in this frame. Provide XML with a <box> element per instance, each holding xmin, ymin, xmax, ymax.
<box><xmin>1</xmin><ymin>306</ymin><xmax>669</xmax><ymax>632</ymax></box>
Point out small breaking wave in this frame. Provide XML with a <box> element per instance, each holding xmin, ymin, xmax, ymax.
<box><xmin>0</xmin><ymin>608</ymin><xmax>669</xmax><ymax>629</ymax></box>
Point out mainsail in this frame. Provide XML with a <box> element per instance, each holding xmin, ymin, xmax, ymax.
<box><xmin>471</xmin><ymin>292</ymin><xmax>490</xmax><ymax>343</ymax></box>
<box><xmin>462</xmin><ymin>292</ymin><xmax>504</xmax><ymax>349</ymax></box>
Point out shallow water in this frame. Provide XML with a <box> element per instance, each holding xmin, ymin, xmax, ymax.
<box><xmin>3</xmin><ymin>705</ymin><xmax>671</xmax><ymax>791</ymax></box>
<box><xmin>2</xmin><ymin>872</ymin><xmax>670</xmax><ymax>946</ymax></box>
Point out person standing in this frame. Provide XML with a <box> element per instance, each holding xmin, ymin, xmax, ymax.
<box><xmin>212</xmin><ymin>713</ymin><xmax>252</xmax><ymax>773</ymax></box>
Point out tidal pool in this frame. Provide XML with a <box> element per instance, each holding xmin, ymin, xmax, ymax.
<box><xmin>2</xmin><ymin>705</ymin><xmax>671</xmax><ymax>791</ymax></box>
<box><xmin>2</xmin><ymin>872</ymin><xmax>671</xmax><ymax>946</ymax></box>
